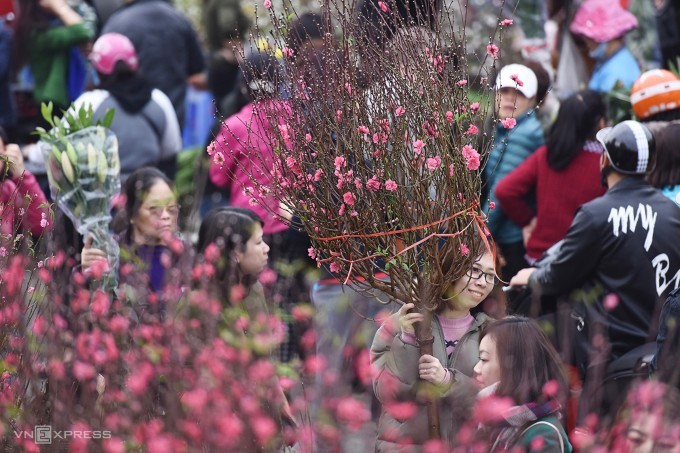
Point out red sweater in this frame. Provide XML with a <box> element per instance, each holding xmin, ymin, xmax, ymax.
<box><xmin>494</xmin><ymin>145</ymin><xmax>606</xmax><ymax>260</ymax></box>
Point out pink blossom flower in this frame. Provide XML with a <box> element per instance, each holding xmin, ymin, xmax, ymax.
<box><xmin>281</xmin><ymin>46</ymin><xmax>294</xmax><ymax>58</ymax></box>
<box><xmin>466</xmin><ymin>155</ymin><xmax>480</xmax><ymax>170</ymax></box>
<box><xmin>412</xmin><ymin>139</ymin><xmax>425</xmax><ymax>155</ymax></box>
<box><xmin>334</xmin><ymin>156</ymin><xmax>346</xmax><ymax>169</ymax></box>
<box><xmin>510</xmin><ymin>73</ymin><xmax>524</xmax><ymax>87</ymax></box>
<box><xmin>344</xmin><ymin>82</ymin><xmax>352</xmax><ymax>94</ymax></box>
<box><xmin>203</xmin><ymin>243</ymin><xmax>221</xmax><ymax>263</ymax></box>
<box><xmin>462</xmin><ymin>144</ymin><xmax>479</xmax><ymax>160</ymax></box>
<box><xmin>338</xmin><ymin>204</ymin><xmax>346</xmax><ymax>215</ymax></box>
<box><xmin>465</xmin><ymin>124</ymin><xmax>479</xmax><ymax>135</ymax></box>
<box><xmin>365</xmin><ymin>177</ymin><xmax>381</xmax><ymax>191</ymax></box>
<box><xmin>385</xmin><ymin>401</ymin><xmax>418</xmax><ymax>421</ymax></box>
<box><xmin>343</xmin><ymin>192</ymin><xmax>356</xmax><ymax>205</ymax></box>
<box><xmin>542</xmin><ymin>379</ymin><xmax>560</xmax><ymax>398</ymax></box>
<box><xmin>305</xmin><ymin>133</ymin><xmax>312</xmax><ymax>142</ymax></box>
<box><xmin>460</xmin><ymin>244</ymin><xmax>470</xmax><ymax>256</ymax></box>
<box><xmin>445</xmin><ymin>111</ymin><xmax>454</xmax><ymax>123</ymax></box>
<box><xmin>330</xmin><ymin>261</ymin><xmax>341</xmax><ymax>273</ymax></box>
<box><xmin>489</xmin><ymin>201</ymin><xmax>496</xmax><ymax>210</ymax></box>
<box><xmin>426</xmin><ymin>156</ymin><xmax>441</xmax><ymax>172</ymax></box>
<box><xmin>457</xmin><ymin>79</ymin><xmax>468</xmax><ymax>86</ymax></box>
<box><xmin>263</xmin><ymin>0</ymin><xmax>272</xmax><ymax>8</ymax></box>
<box><xmin>39</xmin><ymin>214</ymin><xmax>48</xmax><ymax>228</ymax></box>
<box><xmin>32</xmin><ymin>315</ymin><xmax>45</xmax><ymax>335</ymax></box>
<box><xmin>385</xmin><ymin>180</ymin><xmax>398</xmax><ymax>191</ymax></box>
<box><xmin>307</xmin><ymin>247</ymin><xmax>317</xmax><ymax>260</ymax></box>
<box><xmin>206</xmin><ymin>141</ymin><xmax>216</xmax><ymax>156</ymax></box>
<box><xmin>500</xmin><ymin>19</ymin><xmax>513</xmax><ymax>26</ymax></box>
<box><xmin>501</xmin><ymin>117</ymin><xmax>517</xmax><ymax>129</ymax></box>
<box><xmin>259</xmin><ymin>268</ymin><xmax>277</xmax><ymax>285</ymax></box>
<box><xmin>182</xmin><ymin>388</ymin><xmax>208</xmax><ymax>413</ymax></box>
<box><xmin>213</xmin><ymin>151</ymin><xmax>225</xmax><ymax>166</ymax></box>
<box><xmin>486</xmin><ymin>43</ymin><xmax>499</xmax><ymax>59</ymax></box>
<box><xmin>603</xmin><ymin>293</ymin><xmax>619</xmax><ymax>311</ymax></box>
<box><xmin>449</xmin><ymin>164</ymin><xmax>455</xmax><ymax>176</ymax></box>
<box><xmin>0</xmin><ymin>247</ymin><xmax>6</xmax><ymax>257</ymax></box>
<box><xmin>473</xmin><ymin>395</ymin><xmax>515</xmax><ymax>424</ymax></box>
<box><xmin>314</xmin><ymin>168</ymin><xmax>323</xmax><ymax>181</ymax></box>
<box><xmin>73</xmin><ymin>361</ymin><xmax>96</xmax><ymax>381</ymax></box>
<box><xmin>470</xmin><ymin>102</ymin><xmax>480</xmax><ymax>112</ymax></box>
<box><xmin>336</xmin><ymin>397</ymin><xmax>371</xmax><ymax>430</ymax></box>
<box><xmin>252</xmin><ymin>416</ymin><xmax>278</xmax><ymax>444</ymax></box>
<box><xmin>91</xmin><ymin>290</ymin><xmax>110</xmax><ymax>316</ymax></box>
<box><xmin>336</xmin><ymin>109</ymin><xmax>343</xmax><ymax>122</ymax></box>
<box><xmin>395</xmin><ymin>106</ymin><xmax>405</xmax><ymax>117</ymax></box>
<box><xmin>357</xmin><ymin>125</ymin><xmax>370</xmax><ymax>135</ymax></box>
<box><xmin>378</xmin><ymin>1</ymin><xmax>388</xmax><ymax>12</ymax></box>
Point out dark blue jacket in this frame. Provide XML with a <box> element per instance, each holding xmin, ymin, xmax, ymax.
<box><xmin>0</xmin><ymin>22</ymin><xmax>15</xmax><ymax>130</ymax></box>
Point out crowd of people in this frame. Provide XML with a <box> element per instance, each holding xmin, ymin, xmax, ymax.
<box><xmin>0</xmin><ymin>0</ymin><xmax>680</xmax><ymax>451</ymax></box>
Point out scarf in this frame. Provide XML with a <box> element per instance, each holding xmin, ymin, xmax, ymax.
<box><xmin>489</xmin><ymin>398</ymin><xmax>563</xmax><ymax>451</ymax></box>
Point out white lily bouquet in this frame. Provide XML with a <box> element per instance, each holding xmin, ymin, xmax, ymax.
<box><xmin>37</xmin><ymin>102</ymin><xmax>121</xmax><ymax>292</ymax></box>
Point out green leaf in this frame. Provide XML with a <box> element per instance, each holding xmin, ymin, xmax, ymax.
<box><xmin>101</xmin><ymin>108</ymin><xmax>116</xmax><ymax>128</ymax></box>
<box><xmin>78</xmin><ymin>105</ymin><xmax>88</xmax><ymax>127</ymax></box>
<box><xmin>41</xmin><ymin>102</ymin><xmax>54</xmax><ymax>126</ymax></box>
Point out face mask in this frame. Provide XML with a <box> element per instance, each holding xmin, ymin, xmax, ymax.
<box><xmin>589</xmin><ymin>42</ymin><xmax>608</xmax><ymax>61</ymax></box>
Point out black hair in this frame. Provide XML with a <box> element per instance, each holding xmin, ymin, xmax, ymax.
<box><xmin>287</xmin><ymin>12</ymin><xmax>329</xmax><ymax>56</ymax></box>
<box><xmin>646</xmin><ymin>121</ymin><xmax>680</xmax><ymax>189</ymax></box>
<box><xmin>546</xmin><ymin>89</ymin><xmax>607</xmax><ymax>171</ymax></box>
<box><xmin>238</xmin><ymin>51</ymin><xmax>281</xmax><ymax>102</ymax></box>
<box><xmin>196</xmin><ymin>206</ymin><xmax>265</xmax><ymax>297</ymax></box>
<box><xmin>111</xmin><ymin>167</ymin><xmax>174</xmax><ymax>244</ymax></box>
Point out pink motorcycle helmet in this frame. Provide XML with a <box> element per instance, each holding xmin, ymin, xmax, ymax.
<box><xmin>89</xmin><ymin>33</ymin><xmax>139</xmax><ymax>75</ymax></box>
<box><xmin>570</xmin><ymin>0</ymin><xmax>638</xmax><ymax>43</ymax></box>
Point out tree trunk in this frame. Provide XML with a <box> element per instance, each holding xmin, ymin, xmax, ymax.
<box><xmin>415</xmin><ymin>284</ymin><xmax>441</xmax><ymax>439</ymax></box>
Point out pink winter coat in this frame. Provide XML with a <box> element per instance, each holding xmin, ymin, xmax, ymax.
<box><xmin>0</xmin><ymin>171</ymin><xmax>51</xmax><ymax>237</ymax></box>
<box><xmin>209</xmin><ymin>100</ymin><xmax>289</xmax><ymax>235</ymax></box>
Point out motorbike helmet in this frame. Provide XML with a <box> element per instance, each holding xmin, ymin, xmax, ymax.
<box><xmin>630</xmin><ymin>69</ymin><xmax>680</xmax><ymax>120</ymax></box>
<box><xmin>596</xmin><ymin>121</ymin><xmax>656</xmax><ymax>175</ymax></box>
<box><xmin>89</xmin><ymin>33</ymin><xmax>139</xmax><ymax>75</ymax></box>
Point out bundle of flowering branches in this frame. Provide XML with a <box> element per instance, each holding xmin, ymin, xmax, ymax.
<box><xmin>209</xmin><ymin>0</ymin><xmax>512</xmax><ymax>438</ymax></box>
<box><xmin>3</xmin><ymin>243</ymin><xmax>294</xmax><ymax>452</ymax></box>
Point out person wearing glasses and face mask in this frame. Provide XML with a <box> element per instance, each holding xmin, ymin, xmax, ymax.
<box><xmin>371</xmin><ymin>245</ymin><xmax>498</xmax><ymax>452</ymax></box>
<box><xmin>80</xmin><ymin>167</ymin><xmax>186</xmax><ymax>321</ymax></box>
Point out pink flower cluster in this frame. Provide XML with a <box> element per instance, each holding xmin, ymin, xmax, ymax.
<box><xmin>461</xmin><ymin>145</ymin><xmax>480</xmax><ymax>170</ymax></box>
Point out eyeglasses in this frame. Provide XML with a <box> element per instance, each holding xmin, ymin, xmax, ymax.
<box><xmin>145</xmin><ymin>204</ymin><xmax>180</xmax><ymax>218</ymax></box>
<box><xmin>465</xmin><ymin>266</ymin><xmax>497</xmax><ymax>285</ymax></box>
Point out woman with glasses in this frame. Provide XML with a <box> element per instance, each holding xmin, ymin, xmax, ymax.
<box><xmin>370</xmin><ymin>245</ymin><xmax>497</xmax><ymax>451</ymax></box>
<box><xmin>80</xmin><ymin>167</ymin><xmax>187</xmax><ymax>321</ymax></box>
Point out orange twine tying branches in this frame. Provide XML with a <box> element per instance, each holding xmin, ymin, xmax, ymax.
<box><xmin>310</xmin><ymin>201</ymin><xmax>490</xmax><ymax>284</ymax></box>
<box><xmin>311</xmin><ymin>202</ymin><xmax>480</xmax><ymax>243</ymax></box>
